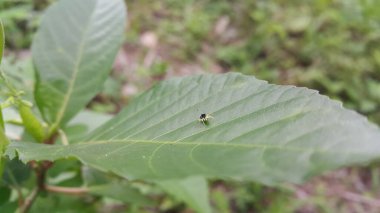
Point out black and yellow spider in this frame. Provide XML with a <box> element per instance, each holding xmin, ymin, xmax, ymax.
<box><xmin>198</xmin><ymin>113</ymin><xmax>213</xmax><ymax>125</ymax></box>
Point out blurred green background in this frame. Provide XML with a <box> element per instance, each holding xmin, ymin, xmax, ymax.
<box><xmin>1</xmin><ymin>0</ymin><xmax>380</xmax><ymax>212</ymax></box>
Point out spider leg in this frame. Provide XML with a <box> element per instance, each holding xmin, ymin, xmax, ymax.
<box><xmin>198</xmin><ymin>118</ymin><xmax>205</xmax><ymax>125</ymax></box>
<box><xmin>205</xmin><ymin>114</ymin><xmax>214</xmax><ymax>120</ymax></box>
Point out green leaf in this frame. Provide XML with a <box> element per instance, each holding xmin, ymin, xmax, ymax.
<box><xmin>0</xmin><ymin>105</ymin><xmax>22</xmax><ymax>140</ymax></box>
<box><xmin>32</xmin><ymin>0</ymin><xmax>126</xmax><ymax>128</ymax></box>
<box><xmin>18</xmin><ymin>102</ymin><xmax>46</xmax><ymax>142</ymax></box>
<box><xmin>0</xmin><ymin>128</ymin><xmax>9</xmax><ymax>177</ymax></box>
<box><xmin>0</xmin><ymin>201</ymin><xmax>17</xmax><ymax>213</ymax></box>
<box><xmin>2</xmin><ymin>158</ymin><xmax>31</xmax><ymax>186</ymax></box>
<box><xmin>89</xmin><ymin>182</ymin><xmax>154</xmax><ymax>206</ymax></box>
<box><xmin>0</xmin><ymin>186</ymin><xmax>11</xmax><ymax>205</ymax></box>
<box><xmin>0</xmin><ymin>57</ymin><xmax>35</xmax><ymax>100</ymax></box>
<box><xmin>65</xmin><ymin>110</ymin><xmax>112</xmax><ymax>142</ymax></box>
<box><xmin>0</xmin><ymin>19</ymin><xmax>4</xmax><ymax>65</ymax></box>
<box><xmin>82</xmin><ymin>166</ymin><xmax>154</xmax><ymax>205</ymax></box>
<box><xmin>157</xmin><ymin>176</ymin><xmax>211</xmax><ymax>213</ymax></box>
<box><xmin>30</xmin><ymin>194</ymin><xmax>96</xmax><ymax>213</ymax></box>
<box><xmin>82</xmin><ymin>166</ymin><xmax>113</xmax><ymax>186</ymax></box>
<box><xmin>6</xmin><ymin>73</ymin><xmax>380</xmax><ymax>184</ymax></box>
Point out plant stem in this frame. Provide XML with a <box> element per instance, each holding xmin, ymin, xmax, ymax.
<box><xmin>18</xmin><ymin>187</ymin><xmax>39</xmax><ymax>213</ymax></box>
<box><xmin>0</xmin><ymin>107</ymin><xmax>4</xmax><ymax>129</ymax></box>
<box><xmin>45</xmin><ymin>185</ymin><xmax>89</xmax><ymax>195</ymax></box>
<box><xmin>0</xmin><ymin>123</ymin><xmax>9</xmax><ymax>177</ymax></box>
<box><xmin>17</xmin><ymin>132</ymin><xmax>60</xmax><ymax>212</ymax></box>
<box><xmin>0</xmin><ymin>69</ymin><xmax>19</xmax><ymax>96</ymax></box>
<box><xmin>18</xmin><ymin>160</ymin><xmax>53</xmax><ymax>212</ymax></box>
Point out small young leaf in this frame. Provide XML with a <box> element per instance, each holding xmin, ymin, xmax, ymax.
<box><xmin>32</xmin><ymin>0</ymin><xmax>126</xmax><ymax>129</ymax></box>
<box><xmin>6</xmin><ymin>73</ymin><xmax>380</xmax><ymax>185</ymax></box>
<box><xmin>18</xmin><ymin>102</ymin><xmax>46</xmax><ymax>142</ymax></box>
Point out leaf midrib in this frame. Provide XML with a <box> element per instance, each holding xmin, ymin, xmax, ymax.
<box><xmin>35</xmin><ymin>139</ymin><xmax>355</xmax><ymax>155</ymax></box>
<box><xmin>50</xmin><ymin>1</ymin><xmax>97</xmax><ymax>130</ymax></box>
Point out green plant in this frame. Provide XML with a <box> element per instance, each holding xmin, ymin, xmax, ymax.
<box><xmin>1</xmin><ymin>0</ymin><xmax>380</xmax><ymax>212</ymax></box>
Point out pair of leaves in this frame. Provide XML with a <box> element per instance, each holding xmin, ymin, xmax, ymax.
<box><xmin>19</xmin><ymin>0</ymin><xmax>210</xmax><ymax>211</ymax></box>
<box><xmin>5</xmin><ymin>0</ymin><xmax>380</xmax><ymax>211</ymax></box>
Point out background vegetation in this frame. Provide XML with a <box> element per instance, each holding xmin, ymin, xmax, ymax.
<box><xmin>1</xmin><ymin>0</ymin><xmax>380</xmax><ymax>212</ymax></box>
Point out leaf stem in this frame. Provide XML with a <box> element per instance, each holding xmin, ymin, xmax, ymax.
<box><xmin>58</xmin><ymin>129</ymin><xmax>69</xmax><ymax>145</ymax></box>
<box><xmin>45</xmin><ymin>185</ymin><xmax>89</xmax><ymax>195</ymax></box>
<box><xmin>0</xmin><ymin>69</ymin><xmax>19</xmax><ymax>96</ymax></box>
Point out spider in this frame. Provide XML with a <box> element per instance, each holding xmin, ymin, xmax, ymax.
<box><xmin>198</xmin><ymin>113</ymin><xmax>213</xmax><ymax>125</ymax></box>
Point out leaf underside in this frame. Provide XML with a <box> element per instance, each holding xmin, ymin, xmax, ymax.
<box><xmin>7</xmin><ymin>73</ymin><xmax>380</xmax><ymax>185</ymax></box>
<box><xmin>32</xmin><ymin>0</ymin><xmax>126</xmax><ymax>127</ymax></box>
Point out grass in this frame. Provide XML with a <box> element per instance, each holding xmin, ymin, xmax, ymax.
<box><xmin>124</xmin><ymin>0</ymin><xmax>380</xmax><ymax>124</ymax></box>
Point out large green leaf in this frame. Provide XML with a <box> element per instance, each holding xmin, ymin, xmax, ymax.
<box><xmin>0</xmin><ymin>19</ymin><xmax>4</xmax><ymax>65</ymax></box>
<box><xmin>32</xmin><ymin>0</ymin><xmax>126</xmax><ymax>128</ymax></box>
<box><xmin>6</xmin><ymin>73</ymin><xmax>380</xmax><ymax>184</ymax></box>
